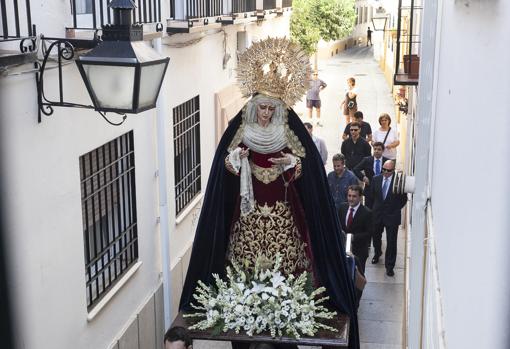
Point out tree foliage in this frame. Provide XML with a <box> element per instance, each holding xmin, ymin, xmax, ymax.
<box><xmin>290</xmin><ymin>0</ymin><xmax>356</xmax><ymax>55</ymax></box>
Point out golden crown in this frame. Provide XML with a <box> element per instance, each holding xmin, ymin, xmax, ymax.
<box><xmin>236</xmin><ymin>37</ymin><xmax>311</xmax><ymax>107</ymax></box>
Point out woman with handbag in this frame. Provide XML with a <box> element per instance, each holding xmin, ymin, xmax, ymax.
<box><xmin>372</xmin><ymin>113</ymin><xmax>400</xmax><ymax>160</ymax></box>
<box><xmin>341</xmin><ymin>77</ymin><xmax>358</xmax><ymax>124</ymax></box>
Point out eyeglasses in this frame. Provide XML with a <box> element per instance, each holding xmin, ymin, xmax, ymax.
<box><xmin>350</xmin><ymin>129</ymin><xmax>360</xmax><ymax>132</ymax></box>
<box><xmin>381</xmin><ymin>168</ymin><xmax>394</xmax><ymax>173</ymax></box>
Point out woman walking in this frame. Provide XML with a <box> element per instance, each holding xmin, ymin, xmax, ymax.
<box><xmin>341</xmin><ymin>77</ymin><xmax>358</xmax><ymax>124</ymax></box>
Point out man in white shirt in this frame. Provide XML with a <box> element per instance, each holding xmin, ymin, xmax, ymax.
<box><xmin>353</xmin><ymin>142</ymin><xmax>389</xmax><ymax>208</ymax></box>
<box><xmin>304</xmin><ymin>122</ymin><xmax>328</xmax><ymax>165</ymax></box>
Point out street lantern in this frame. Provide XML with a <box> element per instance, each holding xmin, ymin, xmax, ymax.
<box><xmin>371</xmin><ymin>6</ymin><xmax>389</xmax><ymax>31</ymax></box>
<box><xmin>371</xmin><ymin>15</ymin><xmax>388</xmax><ymax>31</ymax></box>
<box><xmin>75</xmin><ymin>0</ymin><xmax>169</xmax><ymax>114</ymax></box>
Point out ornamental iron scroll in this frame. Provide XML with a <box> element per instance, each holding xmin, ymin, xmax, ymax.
<box><xmin>35</xmin><ymin>35</ymin><xmax>128</xmax><ymax>126</ymax></box>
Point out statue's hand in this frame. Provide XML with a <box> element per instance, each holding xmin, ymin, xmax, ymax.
<box><xmin>268</xmin><ymin>152</ymin><xmax>292</xmax><ymax>166</ymax></box>
<box><xmin>240</xmin><ymin>148</ymin><xmax>250</xmax><ymax>159</ymax></box>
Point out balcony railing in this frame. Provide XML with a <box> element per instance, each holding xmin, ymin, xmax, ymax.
<box><xmin>232</xmin><ymin>0</ymin><xmax>255</xmax><ymax>13</ymax></box>
<box><xmin>262</xmin><ymin>0</ymin><xmax>275</xmax><ymax>10</ymax></box>
<box><xmin>1</xmin><ymin>0</ymin><xmax>35</xmax><ymax>41</ymax></box>
<box><xmin>0</xmin><ymin>0</ymin><xmax>37</xmax><ymax>67</ymax></box>
<box><xmin>282</xmin><ymin>0</ymin><xmax>292</xmax><ymax>8</ymax></box>
<box><xmin>167</xmin><ymin>0</ymin><xmax>280</xmax><ymax>32</ymax></box>
<box><xmin>69</xmin><ymin>0</ymin><xmax>162</xmax><ymax>30</ymax></box>
<box><xmin>394</xmin><ymin>0</ymin><xmax>422</xmax><ymax>86</ymax></box>
<box><xmin>185</xmin><ymin>0</ymin><xmax>223</xmax><ymax>19</ymax></box>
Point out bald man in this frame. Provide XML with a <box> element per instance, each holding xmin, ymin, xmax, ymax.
<box><xmin>369</xmin><ymin>160</ymin><xmax>407</xmax><ymax>276</ymax></box>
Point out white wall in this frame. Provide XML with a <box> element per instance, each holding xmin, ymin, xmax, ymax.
<box><xmin>0</xmin><ymin>64</ymin><xmax>162</xmax><ymax>349</ymax></box>
<box><xmin>410</xmin><ymin>1</ymin><xmax>510</xmax><ymax>348</ymax></box>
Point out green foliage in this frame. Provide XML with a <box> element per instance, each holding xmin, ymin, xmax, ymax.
<box><xmin>290</xmin><ymin>0</ymin><xmax>356</xmax><ymax>55</ymax></box>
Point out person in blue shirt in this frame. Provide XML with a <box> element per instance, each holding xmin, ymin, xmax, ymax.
<box><xmin>327</xmin><ymin>153</ymin><xmax>359</xmax><ymax>210</ymax></box>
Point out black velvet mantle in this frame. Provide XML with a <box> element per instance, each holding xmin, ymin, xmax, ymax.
<box><xmin>178</xmin><ymin>108</ymin><xmax>360</xmax><ymax>349</ymax></box>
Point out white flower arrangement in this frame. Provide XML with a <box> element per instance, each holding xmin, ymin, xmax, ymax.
<box><xmin>184</xmin><ymin>254</ymin><xmax>337</xmax><ymax>339</ymax></box>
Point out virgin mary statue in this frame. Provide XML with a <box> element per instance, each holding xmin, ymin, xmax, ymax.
<box><xmin>179</xmin><ymin>38</ymin><xmax>360</xmax><ymax>349</ymax></box>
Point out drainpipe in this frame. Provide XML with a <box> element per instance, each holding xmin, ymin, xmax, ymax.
<box><xmin>153</xmin><ymin>36</ymin><xmax>172</xmax><ymax>330</ymax></box>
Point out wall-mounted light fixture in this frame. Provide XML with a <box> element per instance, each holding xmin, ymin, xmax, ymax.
<box><xmin>37</xmin><ymin>0</ymin><xmax>169</xmax><ymax>125</ymax></box>
<box><xmin>371</xmin><ymin>6</ymin><xmax>389</xmax><ymax>31</ymax></box>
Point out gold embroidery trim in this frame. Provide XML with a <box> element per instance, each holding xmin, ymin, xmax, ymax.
<box><xmin>285</xmin><ymin>124</ymin><xmax>306</xmax><ymax>158</ymax></box>
<box><xmin>250</xmin><ymin>162</ymin><xmax>283</xmax><ymax>184</ymax></box>
<box><xmin>227</xmin><ymin>201</ymin><xmax>310</xmax><ymax>275</ymax></box>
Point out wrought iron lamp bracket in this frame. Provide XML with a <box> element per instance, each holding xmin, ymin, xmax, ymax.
<box><xmin>19</xmin><ymin>37</ymin><xmax>38</xmax><ymax>53</ymax></box>
<box><xmin>35</xmin><ymin>35</ymin><xmax>127</xmax><ymax>126</ymax></box>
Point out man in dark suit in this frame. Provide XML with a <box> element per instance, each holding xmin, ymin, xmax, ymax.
<box><xmin>353</xmin><ymin>142</ymin><xmax>389</xmax><ymax>208</ymax></box>
<box><xmin>339</xmin><ymin>184</ymin><xmax>372</xmax><ymax>274</ymax></box>
<box><xmin>370</xmin><ymin>160</ymin><xmax>408</xmax><ymax>276</ymax></box>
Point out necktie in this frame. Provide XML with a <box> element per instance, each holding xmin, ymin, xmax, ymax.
<box><xmin>347</xmin><ymin>207</ymin><xmax>354</xmax><ymax>228</ymax></box>
<box><xmin>382</xmin><ymin>178</ymin><xmax>390</xmax><ymax>200</ymax></box>
<box><xmin>375</xmin><ymin>159</ymin><xmax>381</xmax><ymax>175</ymax></box>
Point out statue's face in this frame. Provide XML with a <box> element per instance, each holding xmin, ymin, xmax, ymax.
<box><xmin>256</xmin><ymin>102</ymin><xmax>276</xmax><ymax>126</ymax></box>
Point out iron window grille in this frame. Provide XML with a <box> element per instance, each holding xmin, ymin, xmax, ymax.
<box><xmin>173</xmin><ymin>96</ymin><xmax>201</xmax><ymax>216</ymax></box>
<box><xmin>80</xmin><ymin>131</ymin><xmax>138</xmax><ymax>310</ymax></box>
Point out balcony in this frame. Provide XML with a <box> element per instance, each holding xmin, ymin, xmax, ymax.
<box><xmin>0</xmin><ymin>0</ymin><xmax>37</xmax><ymax>67</ymax></box>
<box><xmin>67</xmin><ymin>0</ymin><xmax>163</xmax><ymax>39</ymax></box>
<box><xmin>394</xmin><ymin>0</ymin><xmax>422</xmax><ymax>86</ymax></box>
<box><xmin>281</xmin><ymin>0</ymin><xmax>292</xmax><ymax>8</ymax></box>
<box><xmin>167</xmin><ymin>0</ymin><xmax>282</xmax><ymax>33</ymax></box>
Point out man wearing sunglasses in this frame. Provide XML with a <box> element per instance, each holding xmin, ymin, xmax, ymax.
<box><xmin>340</xmin><ymin>122</ymin><xmax>372</xmax><ymax>170</ymax></box>
<box><xmin>370</xmin><ymin>160</ymin><xmax>408</xmax><ymax>276</ymax></box>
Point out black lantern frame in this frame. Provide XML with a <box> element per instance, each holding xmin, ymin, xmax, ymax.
<box><xmin>371</xmin><ymin>15</ymin><xmax>388</xmax><ymax>31</ymax></box>
<box><xmin>371</xmin><ymin>6</ymin><xmax>389</xmax><ymax>32</ymax></box>
<box><xmin>75</xmin><ymin>42</ymin><xmax>169</xmax><ymax>115</ymax></box>
<box><xmin>35</xmin><ymin>0</ymin><xmax>168</xmax><ymax>126</ymax></box>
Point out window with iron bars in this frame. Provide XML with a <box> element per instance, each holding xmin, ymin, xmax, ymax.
<box><xmin>79</xmin><ymin>131</ymin><xmax>138</xmax><ymax>310</ymax></box>
<box><xmin>173</xmin><ymin>96</ymin><xmax>201</xmax><ymax>216</ymax></box>
<box><xmin>71</xmin><ymin>0</ymin><xmax>93</xmax><ymax>14</ymax></box>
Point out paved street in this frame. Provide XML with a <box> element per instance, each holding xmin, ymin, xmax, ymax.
<box><xmin>295</xmin><ymin>46</ymin><xmax>405</xmax><ymax>349</ymax></box>
<box><xmin>194</xmin><ymin>46</ymin><xmax>405</xmax><ymax>349</ymax></box>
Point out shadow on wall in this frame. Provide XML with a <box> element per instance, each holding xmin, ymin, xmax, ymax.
<box><xmin>0</xmin><ymin>154</ymin><xmax>15</xmax><ymax>348</ymax></box>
